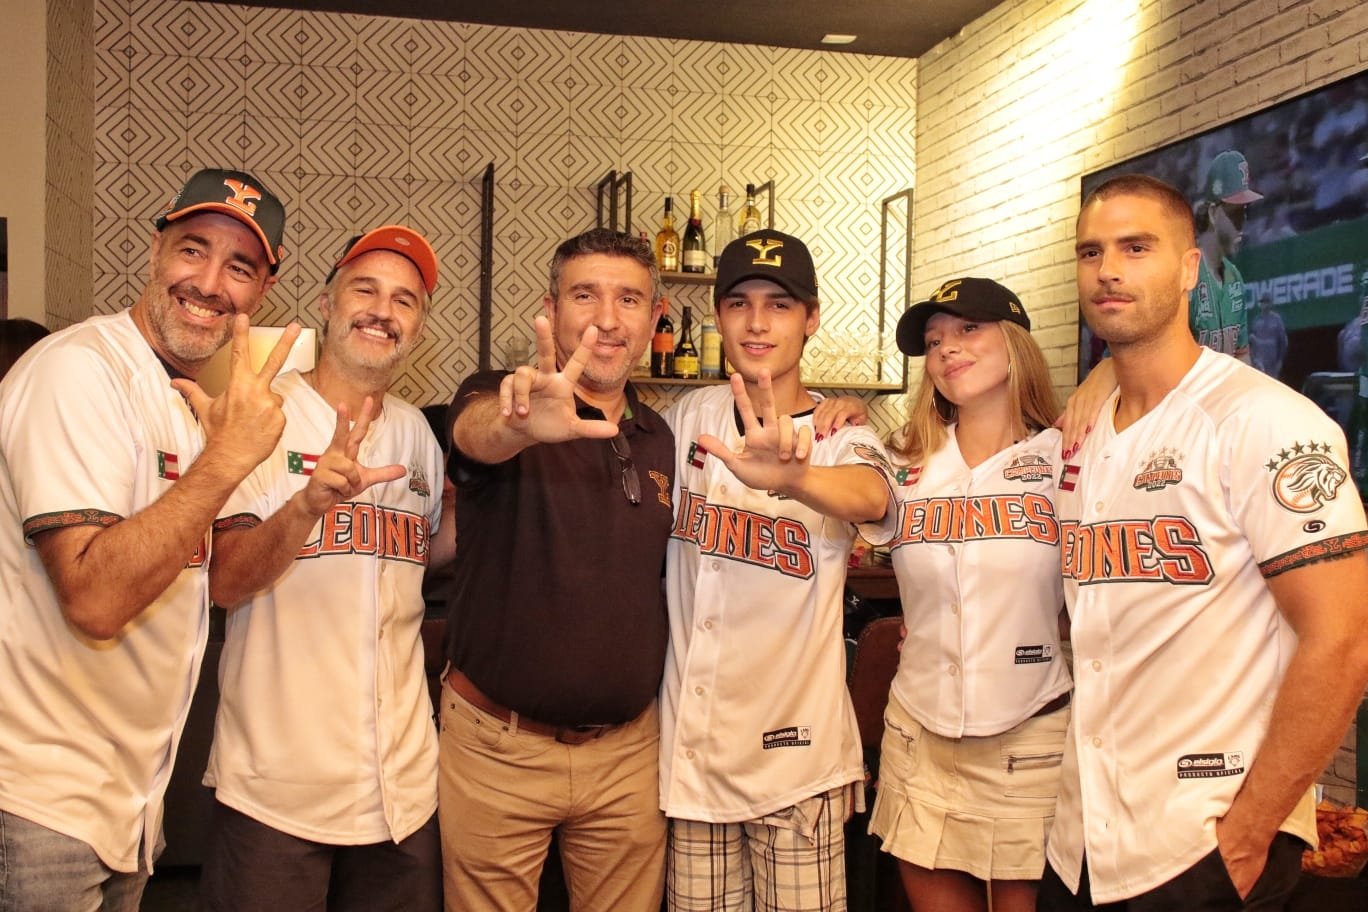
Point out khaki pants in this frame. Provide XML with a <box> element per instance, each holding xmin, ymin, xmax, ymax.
<box><xmin>437</xmin><ymin>680</ymin><xmax>666</xmax><ymax>912</ymax></box>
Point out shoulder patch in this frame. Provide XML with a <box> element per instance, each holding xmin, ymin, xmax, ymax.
<box><xmin>1266</xmin><ymin>442</ymin><xmax>1344</xmax><ymax>514</ymax></box>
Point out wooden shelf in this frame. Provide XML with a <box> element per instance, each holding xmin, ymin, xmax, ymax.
<box><xmin>631</xmin><ymin>376</ymin><xmax>905</xmax><ymax>393</ymax></box>
<box><xmin>659</xmin><ymin>271</ymin><xmax>714</xmax><ymax>286</ymax></box>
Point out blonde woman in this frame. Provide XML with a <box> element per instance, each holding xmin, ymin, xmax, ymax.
<box><xmin>866</xmin><ymin>277</ymin><xmax>1108</xmax><ymax>912</ymax></box>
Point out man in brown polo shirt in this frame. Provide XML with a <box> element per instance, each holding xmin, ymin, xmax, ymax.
<box><xmin>439</xmin><ymin>228</ymin><xmax>674</xmax><ymax>911</ymax></box>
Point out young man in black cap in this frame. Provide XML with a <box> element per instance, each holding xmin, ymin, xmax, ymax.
<box><xmin>201</xmin><ymin>226</ymin><xmax>445</xmax><ymax>912</ymax></box>
<box><xmin>0</xmin><ymin>168</ymin><xmax>295</xmax><ymax>909</ymax></box>
<box><xmin>659</xmin><ymin>230</ymin><xmax>895</xmax><ymax>911</ymax></box>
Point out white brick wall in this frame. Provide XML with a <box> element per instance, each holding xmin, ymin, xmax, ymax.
<box><xmin>912</xmin><ymin>0</ymin><xmax>1368</xmax><ymax>804</ymax></box>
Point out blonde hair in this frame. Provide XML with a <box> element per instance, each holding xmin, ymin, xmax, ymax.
<box><xmin>888</xmin><ymin>321</ymin><xmax>1060</xmax><ymax>465</ymax></box>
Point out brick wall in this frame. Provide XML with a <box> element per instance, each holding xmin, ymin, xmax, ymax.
<box><xmin>912</xmin><ymin>0</ymin><xmax>1368</xmax><ymax>803</ymax></box>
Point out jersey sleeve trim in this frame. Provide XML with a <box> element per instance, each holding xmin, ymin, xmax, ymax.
<box><xmin>213</xmin><ymin>512</ymin><xmax>263</xmax><ymax>533</ymax></box>
<box><xmin>1258</xmin><ymin>530</ymin><xmax>1368</xmax><ymax>578</ymax></box>
<box><xmin>22</xmin><ymin>508</ymin><xmax>121</xmax><ymax>543</ymax></box>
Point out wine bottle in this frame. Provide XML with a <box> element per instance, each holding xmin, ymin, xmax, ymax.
<box><xmin>655</xmin><ymin>197</ymin><xmax>680</xmax><ymax>272</ymax></box>
<box><xmin>682</xmin><ymin>190</ymin><xmax>708</xmax><ymax>274</ymax></box>
<box><xmin>713</xmin><ymin>185</ymin><xmax>735</xmax><ymax>268</ymax></box>
<box><xmin>738</xmin><ymin>183</ymin><xmax>762</xmax><ymax>235</ymax></box>
<box><xmin>652</xmin><ymin>309</ymin><xmax>675</xmax><ymax>378</ymax></box>
<box><xmin>674</xmin><ymin>306</ymin><xmax>700</xmax><ymax>379</ymax></box>
<box><xmin>700</xmin><ymin>310</ymin><xmax>722</xmax><ymax>379</ymax></box>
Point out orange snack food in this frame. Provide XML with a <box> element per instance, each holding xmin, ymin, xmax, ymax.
<box><xmin>1301</xmin><ymin>800</ymin><xmax>1368</xmax><ymax>877</ymax></box>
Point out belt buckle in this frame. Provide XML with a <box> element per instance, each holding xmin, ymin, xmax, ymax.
<box><xmin>555</xmin><ymin>723</ymin><xmax>608</xmax><ymax>745</ymax></box>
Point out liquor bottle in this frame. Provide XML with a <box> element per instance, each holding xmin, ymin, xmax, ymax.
<box><xmin>682</xmin><ymin>190</ymin><xmax>708</xmax><ymax>274</ymax></box>
<box><xmin>713</xmin><ymin>185</ymin><xmax>735</xmax><ymax>268</ymax></box>
<box><xmin>674</xmin><ymin>306</ymin><xmax>700</xmax><ymax>379</ymax></box>
<box><xmin>652</xmin><ymin>308</ymin><xmax>675</xmax><ymax>378</ymax></box>
<box><xmin>700</xmin><ymin>310</ymin><xmax>722</xmax><ymax>379</ymax></box>
<box><xmin>737</xmin><ymin>183</ymin><xmax>762</xmax><ymax>235</ymax></box>
<box><xmin>655</xmin><ymin>197</ymin><xmax>680</xmax><ymax>272</ymax></box>
<box><xmin>634</xmin><ymin>231</ymin><xmax>654</xmax><ymax>378</ymax></box>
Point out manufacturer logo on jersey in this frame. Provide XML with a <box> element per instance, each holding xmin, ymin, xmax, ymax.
<box><xmin>893</xmin><ymin>494</ymin><xmax>1059</xmax><ymax>547</ymax></box>
<box><xmin>288</xmin><ymin>450</ymin><xmax>319</xmax><ymax>476</ymax></box>
<box><xmin>1014</xmin><ymin>644</ymin><xmax>1053</xmax><ymax>665</ymax></box>
<box><xmin>894</xmin><ymin>466</ymin><xmax>922</xmax><ymax>487</ymax></box>
<box><xmin>687</xmin><ymin>441</ymin><xmax>708</xmax><ymax>469</ymax></box>
<box><xmin>1266</xmin><ymin>442</ymin><xmax>1345</xmax><ymax>513</ymax></box>
<box><xmin>1059</xmin><ymin>463</ymin><xmax>1081</xmax><ymax>492</ymax></box>
<box><xmin>1196</xmin><ymin>283</ymin><xmax>1213</xmax><ymax>319</ymax></box>
<box><xmin>1003</xmin><ymin>454</ymin><xmax>1053</xmax><ymax>483</ymax></box>
<box><xmin>157</xmin><ymin>450</ymin><xmax>180</xmax><ymax>480</ymax></box>
<box><xmin>407</xmin><ymin>461</ymin><xmax>430</xmax><ymax>497</ymax></box>
<box><xmin>671</xmin><ymin>488</ymin><xmax>814</xmax><ymax>578</ymax></box>
<box><xmin>650</xmin><ymin>470</ymin><xmax>672</xmax><ymax>508</ymax></box>
<box><xmin>762</xmin><ymin>725</ymin><xmax>812</xmax><ymax>750</ymax></box>
<box><xmin>1060</xmin><ymin>518</ymin><xmax>1215</xmax><ymax>585</ymax></box>
<box><xmin>1133</xmin><ymin>448</ymin><xmax>1184</xmax><ymax>492</ymax></box>
<box><xmin>1176</xmin><ymin>751</ymin><xmax>1245</xmax><ymax>779</ymax></box>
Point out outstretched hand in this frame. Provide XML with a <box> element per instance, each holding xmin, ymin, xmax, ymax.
<box><xmin>698</xmin><ymin>370</ymin><xmax>813</xmax><ymax>494</ymax></box>
<box><xmin>171</xmin><ymin>315</ymin><xmax>300</xmax><ymax>479</ymax></box>
<box><xmin>497</xmin><ymin>314</ymin><xmax>620</xmax><ymax>444</ymax></box>
<box><xmin>299</xmin><ymin>397</ymin><xmax>407</xmax><ymax>517</ymax></box>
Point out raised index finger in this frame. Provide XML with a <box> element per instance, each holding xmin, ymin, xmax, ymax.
<box><xmin>560</xmin><ymin>324</ymin><xmax>599</xmax><ymax>388</ymax></box>
<box><xmin>256</xmin><ymin>322</ymin><xmax>303</xmax><ymax>382</ymax></box>
<box><xmin>729</xmin><ymin>372</ymin><xmax>761</xmax><ymax>433</ymax></box>
<box><xmin>345</xmin><ymin>396</ymin><xmax>378</xmax><ymax>457</ymax></box>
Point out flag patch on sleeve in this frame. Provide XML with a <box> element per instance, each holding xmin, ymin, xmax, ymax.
<box><xmin>156</xmin><ymin>450</ymin><xmax>180</xmax><ymax>480</ymax></box>
<box><xmin>287</xmin><ymin>451</ymin><xmax>320</xmax><ymax>476</ymax></box>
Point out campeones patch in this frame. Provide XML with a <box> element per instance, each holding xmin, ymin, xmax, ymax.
<box><xmin>762</xmin><ymin>725</ymin><xmax>812</xmax><ymax>750</ymax></box>
<box><xmin>1176</xmin><ymin>751</ymin><xmax>1245</xmax><ymax>779</ymax></box>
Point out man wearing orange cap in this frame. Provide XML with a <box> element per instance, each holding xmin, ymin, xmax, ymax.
<box><xmin>200</xmin><ymin>226</ymin><xmax>448</xmax><ymax>912</ymax></box>
<box><xmin>0</xmin><ymin>167</ymin><xmax>294</xmax><ymax>910</ymax></box>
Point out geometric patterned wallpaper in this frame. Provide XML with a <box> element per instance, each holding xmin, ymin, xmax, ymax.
<box><xmin>94</xmin><ymin>0</ymin><xmax>917</xmax><ymax>419</ymax></box>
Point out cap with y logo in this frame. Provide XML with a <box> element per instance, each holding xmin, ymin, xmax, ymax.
<box><xmin>153</xmin><ymin>168</ymin><xmax>286</xmax><ymax>273</ymax></box>
<box><xmin>714</xmin><ymin>230</ymin><xmax>819</xmax><ymax>305</ymax></box>
<box><xmin>896</xmin><ymin>277</ymin><xmax>1030</xmax><ymax>356</ymax></box>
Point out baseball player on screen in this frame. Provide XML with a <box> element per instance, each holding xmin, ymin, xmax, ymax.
<box><xmin>1190</xmin><ymin>149</ymin><xmax>1262</xmax><ymax>362</ymax></box>
<box><xmin>1039</xmin><ymin>173</ymin><xmax>1368</xmax><ymax>910</ymax></box>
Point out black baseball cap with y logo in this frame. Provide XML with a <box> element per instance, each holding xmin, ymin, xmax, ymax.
<box><xmin>896</xmin><ymin>277</ymin><xmax>1030</xmax><ymax>356</ymax></box>
<box><xmin>714</xmin><ymin>230</ymin><xmax>819</xmax><ymax>305</ymax></box>
<box><xmin>153</xmin><ymin>168</ymin><xmax>286</xmax><ymax>273</ymax></box>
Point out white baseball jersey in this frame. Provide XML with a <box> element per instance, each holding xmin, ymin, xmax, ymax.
<box><xmin>660</xmin><ymin>384</ymin><xmax>894</xmax><ymax>822</ymax></box>
<box><xmin>205</xmin><ymin>370</ymin><xmax>442</xmax><ymax>844</ymax></box>
<box><xmin>866</xmin><ymin>427</ymin><xmax>1071</xmax><ymax>738</ymax></box>
<box><xmin>0</xmin><ymin>311</ymin><xmax>211</xmax><ymax>873</ymax></box>
<box><xmin>1048</xmin><ymin>349</ymin><xmax>1368</xmax><ymax>903</ymax></box>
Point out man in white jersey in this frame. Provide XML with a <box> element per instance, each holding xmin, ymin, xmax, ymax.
<box><xmin>662</xmin><ymin>230</ymin><xmax>894</xmax><ymax>911</ymax></box>
<box><xmin>1040</xmin><ymin>173</ymin><xmax>1368</xmax><ymax>909</ymax></box>
<box><xmin>0</xmin><ymin>168</ymin><xmax>295</xmax><ymax>910</ymax></box>
<box><xmin>200</xmin><ymin>226</ymin><xmax>448</xmax><ymax>912</ymax></box>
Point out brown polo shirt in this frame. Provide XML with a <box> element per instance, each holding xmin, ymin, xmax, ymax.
<box><xmin>443</xmin><ymin>371</ymin><xmax>673</xmax><ymax>727</ymax></box>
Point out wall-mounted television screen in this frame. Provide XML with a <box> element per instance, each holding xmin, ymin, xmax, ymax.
<box><xmin>1078</xmin><ymin>69</ymin><xmax>1368</xmax><ymax>431</ymax></box>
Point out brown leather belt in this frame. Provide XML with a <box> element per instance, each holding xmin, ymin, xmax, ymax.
<box><xmin>444</xmin><ymin>667</ymin><xmax>617</xmax><ymax>745</ymax></box>
<box><xmin>1032</xmin><ymin>692</ymin><xmax>1071</xmax><ymax>718</ymax></box>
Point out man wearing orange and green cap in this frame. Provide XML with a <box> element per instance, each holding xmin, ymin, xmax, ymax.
<box><xmin>0</xmin><ymin>167</ymin><xmax>293</xmax><ymax>910</ymax></box>
<box><xmin>1190</xmin><ymin>149</ymin><xmax>1263</xmax><ymax>362</ymax></box>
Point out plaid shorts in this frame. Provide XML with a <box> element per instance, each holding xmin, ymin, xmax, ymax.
<box><xmin>666</xmin><ymin>785</ymin><xmax>852</xmax><ymax>912</ymax></box>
